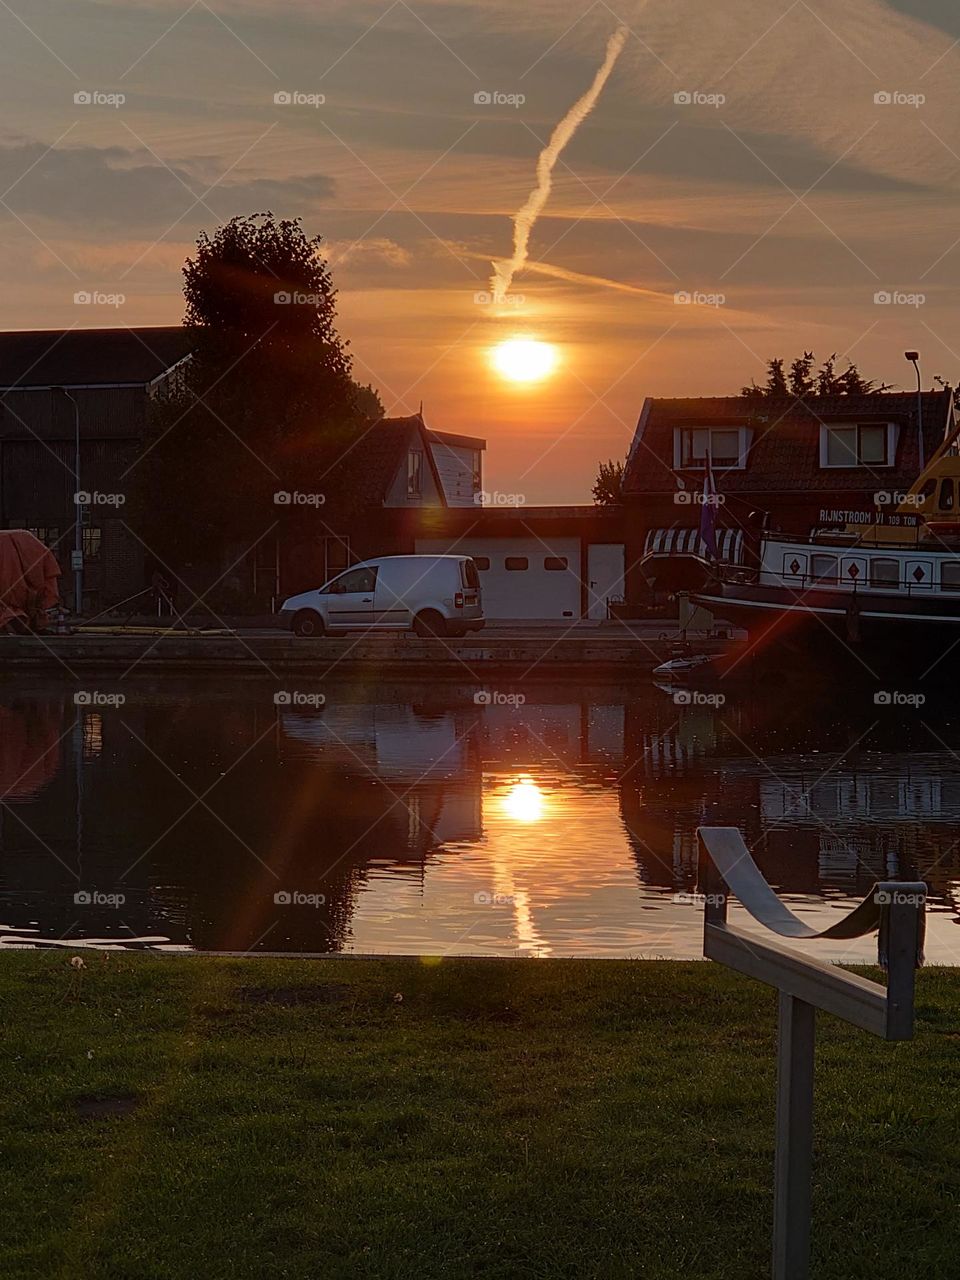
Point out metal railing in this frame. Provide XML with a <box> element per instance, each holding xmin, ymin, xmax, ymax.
<box><xmin>698</xmin><ymin>826</ymin><xmax>925</xmax><ymax>1280</ymax></box>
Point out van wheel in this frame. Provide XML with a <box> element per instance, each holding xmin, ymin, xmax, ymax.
<box><xmin>292</xmin><ymin>610</ymin><xmax>324</xmax><ymax>637</ymax></box>
<box><xmin>413</xmin><ymin>610</ymin><xmax>446</xmax><ymax>638</ymax></box>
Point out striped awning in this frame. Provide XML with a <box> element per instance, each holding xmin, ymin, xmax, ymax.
<box><xmin>643</xmin><ymin>526</ymin><xmax>743</xmax><ymax>563</ymax></box>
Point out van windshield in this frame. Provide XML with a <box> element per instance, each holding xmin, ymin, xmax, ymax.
<box><xmin>462</xmin><ymin>559</ymin><xmax>481</xmax><ymax>590</ymax></box>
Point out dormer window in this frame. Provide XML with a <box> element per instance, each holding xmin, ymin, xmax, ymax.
<box><xmin>674</xmin><ymin>426</ymin><xmax>749</xmax><ymax>469</ymax></box>
<box><xmin>820</xmin><ymin>423</ymin><xmax>895</xmax><ymax>468</ymax></box>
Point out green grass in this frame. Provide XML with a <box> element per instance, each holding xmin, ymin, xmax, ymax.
<box><xmin>0</xmin><ymin>953</ymin><xmax>957</xmax><ymax>1279</ymax></box>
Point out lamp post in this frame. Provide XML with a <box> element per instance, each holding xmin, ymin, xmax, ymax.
<box><xmin>905</xmin><ymin>350</ymin><xmax>924</xmax><ymax>472</ymax></box>
<box><xmin>55</xmin><ymin>387</ymin><xmax>83</xmax><ymax>615</ymax></box>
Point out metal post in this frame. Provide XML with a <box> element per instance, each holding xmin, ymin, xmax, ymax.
<box><xmin>773</xmin><ymin>993</ymin><xmax>815</xmax><ymax>1280</ymax></box>
<box><xmin>56</xmin><ymin>387</ymin><xmax>83</xmax><ymax>615</ymax></box>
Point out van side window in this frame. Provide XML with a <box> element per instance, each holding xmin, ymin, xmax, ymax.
<box><xmin>326</xmin><ymin>566</ymin><xmax>377</xmax><ymax>594</ymax></box>
<box><xmin>505</xmin><ymin>557</ymin><xmax>528</xmax><ymax>571</ymax></box>
<box><xmin>461</xmin><ymin>560</ymin><xmax>481</xmax><ymax>589</ymax></box>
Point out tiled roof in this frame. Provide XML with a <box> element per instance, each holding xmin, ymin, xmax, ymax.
<box><xmin>333</xmin><ymin>414</ymin><xmax>447</xmax><ymax>507</ymax></box>
<box><xmin>0</xmin><ymin>327</ymin><xmax>193</xmax><ymax>388</ymax></box>
<box><xmin>622</xmin><ymin>391</ymin><xmax>954</xmax><ymax>495</ymax></box>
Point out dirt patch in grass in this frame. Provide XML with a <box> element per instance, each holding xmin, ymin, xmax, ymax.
<box><xmin>74</xmin><ymin>1093</ymin><xmax>139</xmax><ymax>1120</ymax></box>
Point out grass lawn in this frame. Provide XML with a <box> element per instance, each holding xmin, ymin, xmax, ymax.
<box><xmin>0</xmin><ymin>953</ymin><xmax>957</xmax><ymax>1279</ymax></box>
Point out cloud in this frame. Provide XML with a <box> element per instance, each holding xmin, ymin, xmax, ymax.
<box><xmin>0</xmin><ymin>138</ymin><xmax>335</xmax><ymax>230</ymax></box>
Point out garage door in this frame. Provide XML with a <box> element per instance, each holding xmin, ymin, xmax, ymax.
<box><xmin>415</xmin><ymin>537</ymin><xmax>581</xmax><ymax>619</ymax></box>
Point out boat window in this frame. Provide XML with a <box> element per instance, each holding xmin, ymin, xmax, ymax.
<box><xmin>942</xmin><ymin>562</ymin><xmax>960</xmax><ymax>590</ymax></box>
<box><xmin>870</xmin><ymin>558</ymin><xmax>899</xmax><ymax>588</ymax></box>
<box><xmin>938</xmin><ymin>479</ymin><xmax>954</xmax><ymax>511</ymax></box>
<box><xmin>505</xmin><ymin>557</ymin><xmax>528</xmax><ymax>571</ymax></box>
<box><xmin>544</xmin><ymin>556</ymin><xmax>568</xmax><ymax>571</ymax></box>
<box><xmin>810</xmin><ymin>554</ymin><xmax>838</xmax><ymax>583</ymax></box>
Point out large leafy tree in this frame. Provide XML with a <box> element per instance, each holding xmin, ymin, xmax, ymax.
<box><xmin>136</xmin><ymin>214</ymin><xmax>367</xmax><ymax>572</ymax></box>
<box><xmin>741</xmin><ymin>351</ymin><xmax>888</xmax><ymax>399</ymax></box>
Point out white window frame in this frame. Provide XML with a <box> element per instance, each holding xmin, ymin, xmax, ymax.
<box><xmin>673</xmin><ymin>426</ymin><xmax>750</xmax><ymax>470</ymax></box>
<box><xmin>819</xmin><ymin>422</ymin><xmax>897</xmax><ymax>469</ymax></box>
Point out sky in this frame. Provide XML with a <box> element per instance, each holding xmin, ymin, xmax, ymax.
<box><xmin>3</xmin><ymin>0</ymin><xmax>960</xmax><ymax>501</ymax></box>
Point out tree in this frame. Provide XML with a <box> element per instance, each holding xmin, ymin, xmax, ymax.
<box><xmin>353</xmin><ymin>382</ymin><xmax>385</xmax><ymax>421</ymax></box>
<box><xmin>593</xmin><ymin>458</ymin><xmax>624</xmax><ymax>506</ymax></box>
<box><xmin>135</xmin><ymin>214</ymin><xmax>365</xmax><ymax>580</ymax></box>
<box><xmin>741</xmin><ymin>351</ymin><xmax>887</xmax><ymax>399</ymax></box>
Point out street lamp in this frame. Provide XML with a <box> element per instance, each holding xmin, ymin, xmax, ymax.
<box><xmin>54</xmin><ymin>386</ymin><xmax>82</xmax><ymax>615</ymax></box>
<box><xmin>905</xmin><ymin>350</ymin><xmax>924</xmax><ymax>472</ymax></box>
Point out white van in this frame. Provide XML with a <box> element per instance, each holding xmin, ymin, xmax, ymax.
<box><xmin>280</xmin><ymin>555</ymin><xmax>484</xmax><ymax>638</ymax></box>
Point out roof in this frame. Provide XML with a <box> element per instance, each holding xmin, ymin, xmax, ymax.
<box><xmin>427</xmin><ymin>428</ymin><xmax>485</xmax><ymax>451</ymax></box>
<box><xmin>622</xmin><ymin>390</ymin><xmax>955</xmax><ymax>496</ymax></box>
<box><xmin>0</xmin><ymin>326</ymin><xmax>193</xmax><ymax>389</ymax></box>
<box><xmin>336</xmin><ymin>414</ymin><xmax>447</xmax><ymax>507</ymax></box>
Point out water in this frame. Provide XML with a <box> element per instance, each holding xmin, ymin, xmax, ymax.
<box><xmin>2</xmin><ymin>673</ymin><xmax>959</xmax><ymax>962</ymax></box>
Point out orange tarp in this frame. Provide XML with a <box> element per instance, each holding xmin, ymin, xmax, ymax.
<box><xmin>0</xmin><ymin>530</ymin><xmax>61</xmax><ymax>632</ymax></box>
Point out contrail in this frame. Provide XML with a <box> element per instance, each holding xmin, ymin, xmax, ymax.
<box><xmin>490</xmin><ymin>24</ymin><xmax>629</xmax><ymax>300</ymax></box>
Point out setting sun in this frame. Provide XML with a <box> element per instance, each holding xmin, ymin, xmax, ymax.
<box><xmin>491</xmin><ymin>338</ymin><xmax>559</xmax><ymax>384</ymax></box>
<box><xmin>501</xmin><ymin>776</ymin><xmax>546</xmax><ymax>823</ymax></box>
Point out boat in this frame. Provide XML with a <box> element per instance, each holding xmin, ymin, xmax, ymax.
<box><xmin>692</xmin><ymin>416</ymin><xmax>960</xmax><ymax>650</ymax></box>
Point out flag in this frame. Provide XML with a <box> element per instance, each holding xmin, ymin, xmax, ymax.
<box><xmin>699</xmin><ymin>452</ymin><xmax>718</xmax><ymax>561</ymax></box>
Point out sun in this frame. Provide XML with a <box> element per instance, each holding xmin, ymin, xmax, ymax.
<box><xmin>491</xmin><ymin>338</ymin><xmax>558</xmax><ymax>384</ymax></box>
<box><xmin>501</xmin><ymin>776</ymin><xmax>546</xmax><ymax>823</ymax></box>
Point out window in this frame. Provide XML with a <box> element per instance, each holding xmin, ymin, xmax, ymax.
<box><xmin>870</xmin><ymin>558</ymin><xmax>899</xmax><ymax>588</ymax></box>
<box><xmin>505</xmin><ymin>556</ymin><xmax>528</xmax><ymax>571</ymax></box>
<box><xmin>939</xmin><ymin>479</ymin><xmax>955</xmax><ymax>512</ymax></box>
<box><xmin>471</xmin><ymin>451</ymin><xmax>482</xmax><ymax>491</ymax></box>
<box><xmin>461</xmin><ymin>560</ymin><xmax>481</xmax><ymax>589</ymax></box>
<box><xmin>544</xmin><ymin>556</ymin><xmax>568</xmax><ymax>571</ymax></box>
<box><xmin>28</xmin><ymin>526</ymin><xmax>60</xmax><ymax>548</ymax></box>
<box><xmin>82</xmin><ymin>527</ymin><xmax>102</xmax><ymax>561</ymax></box>
<box><xmin>472</xmin><ymin>556</ymin><xmax>490</xmax><ymax>571</ymax></box>
<box><xmin>676</xmin><ymin>427</ymin><xmax>745</xmax><ymax>469</ymax></box>
<box><xmin>811</xmin><ymin>554</ymin><xmax>838</xmax><ymax>583</ymax></box>
<box><xmin>326</xmin><ymin>565</ymin><xmax>377</xmax><ymax>594</ymax></box>
<box><xmin>822</xmin><ymin>423</ymin><xmax>891</xmax><ymax>468</ymax></box>
<box><xmin>406</xmin><ymin>449</ymin><xmax>423</xmax><ymax>496</ymax></box>
<box><xmin>942</xmin><ymin>562</ymin><xmax>960</xmax><ymax>590</ymax></box>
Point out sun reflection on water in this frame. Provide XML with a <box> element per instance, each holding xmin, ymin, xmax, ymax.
<box><xmin>500</xmin><ymin>775</ymin><xmax>545</xmax><ymax>823</ymax></box>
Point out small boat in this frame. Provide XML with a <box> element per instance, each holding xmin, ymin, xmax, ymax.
<box><xmin>652</xmin><ymin>653</ymin><xmax>716</xmax><ymax>677</ymax></box>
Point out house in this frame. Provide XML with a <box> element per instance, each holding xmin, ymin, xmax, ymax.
<box><xmin>621</xmin><ymin>389</ymin><xmax>956</xmax><ymax>606</ymax></box>
<box><xmin>0</xmin><ymin>326</ymin><xmax>194</xmax><ymax>611</ymax></box>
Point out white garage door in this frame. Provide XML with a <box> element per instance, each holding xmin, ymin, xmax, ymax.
<box><xmin>415</xmin><ymin>536</ymin><xmax>582</xmax><ymax>619</ymax></box>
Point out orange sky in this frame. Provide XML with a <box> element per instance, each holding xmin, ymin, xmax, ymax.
<box><xmin>2</xmin><ymin>0</ymin><xmax>960</xmax><ymax>500</ymax></box>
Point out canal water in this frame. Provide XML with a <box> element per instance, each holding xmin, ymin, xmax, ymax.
<box><xmin>2</xmin><ymin>673</ymin><xmax>959</xmax><ymax>963</ymax></box>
